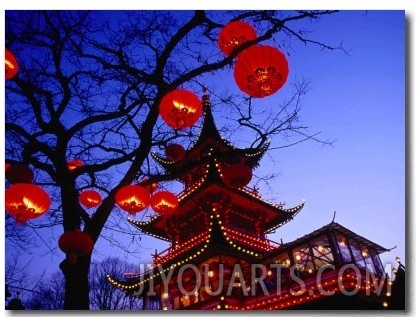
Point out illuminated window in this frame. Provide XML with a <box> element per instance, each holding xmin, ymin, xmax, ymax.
<box><xmin>310</xmin><ymin>236</ymin><xmax>335</xmax><ymax>270</ymax></box>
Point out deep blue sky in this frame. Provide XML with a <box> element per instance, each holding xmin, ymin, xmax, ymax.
<box><xmin>2</xmin><ymin>8</ymin><xmax>408</xmax><ymax>311</ymax></box>
<box><xmin>113</xmin><ymin>9</ymin><xmax>405</xmax><ymax>273</ymax></box>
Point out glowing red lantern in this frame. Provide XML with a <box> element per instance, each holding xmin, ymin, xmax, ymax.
<box><xmin>159</xmin><ymin>89</ymin><xmax>202</xmax><ymax>129</ymax></box>
<box><xmin>58</xmin><ymin>230</ymin><xmax>94</xmax><ymax>264</ymax></box>
<box><xmin>79</xmin><ymin>190</ymin><xmax>102</xmax><ymax>208</ymax></box>
<box><xmin>115</xmin><ymin>185</ymin><xmax>150</xmax><ymax>215</ymax></box>
<box><xmin>165</xmin><ymin>143</ymin><xmax>186</xmax><ymax>161</ymax></box>
<box><xmin>5</xmin><ymin>183</ymin><xmax>51</xmax><ymax>224</ymax></box>
<box><xmin>150</xmin><ymin>191</ymin><xmax>179</xmax><ymax>215</ymax></box>
<box><xmin>221</xmin><ymin>163</ymin><xmax>252</xmax><ymax>188</ymax></box>
<box><xmin>218</xmin><ymin>21</ymin><xmax>257</xmax><ymax>56</ymax></box>
<box><xmin>5</xmin><ymin>48</ymin><xmax>18</xmax><ymax>80</ymax></box>
<box><xmin>67</xmin><ymin>159</ymin><xmax>84</xmax><ymax>171</ymax></box>
<box><xmin>5</xmin><ymin>163</ymin><xmax>34</xmax><ymax>184</ymax></box>
<box><xmin>234</xmin><ymin>45</ymin><xmax>289</xmax><ymax>98</ymax></box>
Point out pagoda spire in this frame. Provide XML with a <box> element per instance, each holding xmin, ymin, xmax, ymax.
<box><xmin>187</xmin><ymin>92</ymin><xmax>223</xmax><ymax>150</ymax></box>
<box><xmin>152</xmin><ymin>91</ymin><xmax>271</xmax><ymax>174</ymax></box>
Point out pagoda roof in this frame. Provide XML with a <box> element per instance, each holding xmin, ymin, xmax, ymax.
<box><xmin>107</xmin><ymin>216</ymin><xmax>280</xmax><ymax>293</ymax></box>
<box><xmin>269</xmin><ymin>221</ymin><xmax>389</xmax><ymax>255</ymax></box>
<box><xmin>151</xmin><ymin>94</ymin><xmax>270</xmax><ymax>173</ymax></box>
<box><xmin>128</xmin><ymin>177</ymin><xmax>304</xmax><ymax>242</ymax></box>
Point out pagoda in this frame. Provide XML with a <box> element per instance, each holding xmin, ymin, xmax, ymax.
<box><xmin>107</xmin><ymin>94</ymin><xmax>398</xmax><ymax>310</ymax></box>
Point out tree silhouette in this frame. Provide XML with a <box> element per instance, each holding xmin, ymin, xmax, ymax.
<box><xmin>5</xmin><ymin>10</ymin><xmax>340</xmax><ymax>309</ymax></box>
<box><xmin>89</xmin><ymin>257</ymin><xmax>143</xmax><ymax>310</ymax></box>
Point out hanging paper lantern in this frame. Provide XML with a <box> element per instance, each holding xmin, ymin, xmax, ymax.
<box><xmin>67</xmin><ymin>159</ymin><xmax>84</xmax><ymax>171</ymax></box>
<box><xmin>5</xmin><ymin>183</ymin><xmax>51</xmax><ymax>224</ymax></box>
<box><xmin>159</xmin><ymin>89</ymin><xmax>202</xmax><ymax>129</ymax></box>
<box><xmin>58</xmin><ymin>230</ymin><xmax>94</xmax><ymax>264</ymax></box>
<box><xmin>234</xmin><ymin>45</ymin><xmax>289</xmax><ymax>98</ymax></box>
<box><xmin>218</xmin><ymin>21</ymin><xmax>257</xmax><ymax>56</ymax></box>
<box><xmin>79</xmin><ymin>190</ymin><xmax>102</xmax><ymax>208</ymax></box>
<box><xmin>221</xmin><ymin>163</ymin><xmax>252</xmax><ymax>188</ymax></box>
<box><xmin>115</xmin><ymin>185</ymin><xmax>150</xmax><ymax>215</ymax></box>
<box><xmin>5</xmin><ymin>48</ymin><xmax>19</xmax><ymax>80</ymax></box>
<box><xmin>139</xmin><ymin>178</ymin><xmax>158</xmax><ymax>194</ymax></box>
<box><xmin>150</xmin><ymin>191</ymin><xmax>179</xmax><ymax>215</ymax></box>
<box><xmin>165</xmin><ymin>143</ymin><xmax>186</xmax><ymax>161</ymax></box>
<box><xmin>5</xmin><ymin>163</ymin><xmax>34</xmax><ymax>184</ymax></box>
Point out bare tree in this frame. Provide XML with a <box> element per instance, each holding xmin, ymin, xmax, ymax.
<box><xmin>89</xmin><ymin>257</ymin><xmax>143</xmax><ymax>310</ymax></box>
<box><xmin>24</xmin><ymin>271</ymin><xmax>65</xmax><ymax>310</ymax></box>
<box><xmin>5</xmin><ymin>10</ymin><xmax>341</xmax><ymax>309</ymax></box>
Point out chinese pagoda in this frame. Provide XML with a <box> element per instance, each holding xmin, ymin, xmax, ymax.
<box><xmin>107</xmin><ymin>94</ymin><xmax>397</xmax><ymax>310</ymax></box>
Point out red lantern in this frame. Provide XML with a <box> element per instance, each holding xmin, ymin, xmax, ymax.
<box><xmin>5</xmin><ymin>163</ymin><xmax>34</xmax><ymax>184</ymax></box>
<box><xmin>5</xmin><ymin>48</ymin><xmax>18</xmax><ymax>80</ymax></box>
<box><xmin>115</xmin><ymin>185</ymin><xmax>150</xmax><ymax>215</ymax></box>
<box><xmin>79</xmin><ymin>190</ymin><xmax>102</xmax><ymax>208</ymax></box>
<box><xmin>58</xmin><ymin>230</ymin><xmax>94</xmax><ymax>264</ymax></box>
<box><xmin>5</xmin><ymin>183</ymin><xmax>51</xmax><ymax>224</ymax></box>
<box><xmin>139</xmin><ymin>178</ymin><xmax>158</xmax><ymax>194</ymax></box>
<box><xmin>218</xmin><ymin>21</ymin><xmax>257</xmax><ymax>56</ymax></box>
<box><xmin>234</xmin><ymin>45</ymin><xmax>289</xmax><ymax>98</ymax></box>
<box><xmin>67</xmin><ymin>159</ymin><xmax>84</xmax><ymax>171</ymax></box>
<box><xmin>221</xmin><ymin>163</ymin><xmax>252</xmax><ymax>188</ymax></box>
<box><xmin>165</xmin><ymin>144</ymin><xmax>186</xmax><ymax>161</ymax></box>
<box><xmin>159</xmin><ymin>89</ymin><xmax>202</xmax><ymax>129</ymax></box>
<box><xmin>150</xmin><ymin>191</ymin><xmax>179</xmax><ymax>215</ymax></box>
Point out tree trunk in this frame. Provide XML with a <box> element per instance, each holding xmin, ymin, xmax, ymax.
<box><xmin>60</xmin><ymin>254</ymin><xmax>91</xmax><ymax>310</ymax></box>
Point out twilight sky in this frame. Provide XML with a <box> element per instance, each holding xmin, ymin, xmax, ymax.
<box><xmin>3</xmin><ymin>7</ymin><xmax>408</xmax><ymax>309</ymax></box>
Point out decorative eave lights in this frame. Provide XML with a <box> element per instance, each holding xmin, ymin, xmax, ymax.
<box><xmin>177</xmin><ymin>164</ymin><xmax>210</xmax><ymax>202</ymax></box>
<box><xmin>153</xmin><ymin>230</ymin><xmax>211</xmax><ymax>266</ymax></box>
<box><xmin>221</xmin><ymin>267</ymin><xmax>384</xmax><ymax>311</ymax></box>
<box><xmin>223</xmin><ymin>227</ymin><xmax>277</xmax><ymax>252</ymax></box>
<box><xmin>210</xmin><ymin>212</ymin><xmax>260</xmax><ymax>258</ymax></box>
<box><xmin>128</xmin><ymin>216</ymin><xmax>171</xmax><ymax>242</ymax></box>
<box><xmin>212</xmin><ymin>157</ymin><xmax>305</xmax><ymax>215</ymax></box>
<box><xmin>107</xmin><ymin>225</ymin><xmax>212</xmax><ymax>292</ymax></box>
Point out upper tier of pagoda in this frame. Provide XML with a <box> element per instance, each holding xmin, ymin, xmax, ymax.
<box><xmin>151</xmin><ymin>94</ymin><xmax>270</xmax><ymax>184</ymax></box>
<box><xmin>131</xmin><ymin>93</ymin><xmax>304</xmax><ymax>243</ymax></box>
